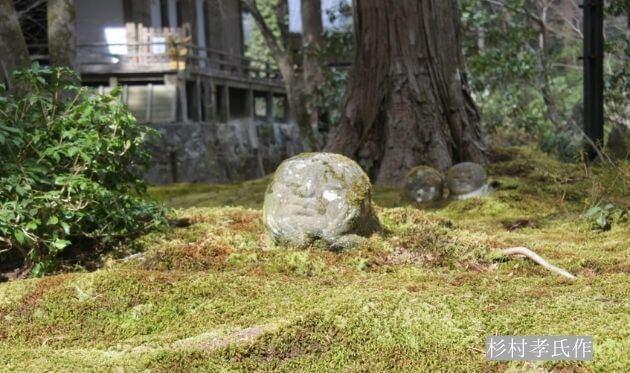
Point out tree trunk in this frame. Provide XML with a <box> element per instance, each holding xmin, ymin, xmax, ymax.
<box><xmin>325</xmin><ymin>0</ymin><xmax>488</xmax><ymax>186</ymax></box>
<box><xmin>301</xmin><ymin>0</ymin><xmax>325</xmax><ymax>133</ymax></box>
<box><xmin>48</xmin><ymin>0</ymin><xmax>76</xmax><ymax>68</ymax></box>
<box><xmin>0</xmin><ymin>0</ymin><xmax>30</xmax><ymax>90</ymax></box>
<box><xmin>278</xmin><ymin>58</ymin><xmax>319</xmax><ymax>149</ymax></box>
<box><xmin>241</xmin><ymin>0</ymin><xmax>319</xmax><ymax>150</ymax></box>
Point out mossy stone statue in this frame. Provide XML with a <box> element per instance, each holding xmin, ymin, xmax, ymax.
<box><xmin>263</xmin><ymin>153</ymin><xmax>378</xmax><ymax>249</ymax></box>
<box><xmin>445</xmin><ymin>162</ymin><xmax>489</xmax><ymax>199</ymax></box>
<box><xmin>403</xmin><ymin>165</ymin><xmax>444</xmax><ymax>203</ymax></box>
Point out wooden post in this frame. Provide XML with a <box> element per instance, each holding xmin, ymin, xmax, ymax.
<box><xmin>195</xmin><ymin>75</ymin><xmax>202</xmax><ymax>122</ymax></box>
<box><xmin>224</xmin><ymin>85</ymin><xmax>231</xmax><ymax>122</ymax></box>
<box><xmin>209</xmin><ymin>78</ymin><xmax>216</xmax><ymax>121</ymax></box>
<box><xmin>266</xmin><ymin>90</ymin><xmax>274</xmax><ymax>121</ymax></box>
<box><xmin>122</xmin><ymin>85</ymin><xmax>129</xmax><ymax>105</ymax></box>
<box><xmin>246</xmin><ymin>86</ymin><xmax>254</xmax><ymax>119</ymax></box>
<box><xmin>246</xmin><ymin>87</ymin><xmax>265</xmax><ymax>177</ymax></box>
<box><xmin>147</xmin><ymin>83</ymin><xmax>154</xmax><ymax>123</ymax></box>
<box><xmin>138</xmin><ymin>24</ymin><xmax>148</xmax><ymax>65</ymax></box>
<box><xmin>164</xmin><ymin>74</ymin><xmax>178</xmax><ymax>122</ymax></box>
<box><xmin>179</xmin><ymin>78</ymin><xmax>188</xmax><ymax>122</ymax></box>
<box><xmin>582</xmin><ymin>0</ymin><xmax>604</xmax><ymax>158</ymax></box>
<box><xmin>126</xmin><ymin>23</ymin><xmax>137</xmax><ymax>64</ymax></box>
<box><xmin>201</xmin><ymin>79</ymin><xmax>211</xmax><ymax>122</ymax></box>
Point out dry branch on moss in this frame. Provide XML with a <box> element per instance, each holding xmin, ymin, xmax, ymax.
<box><xmin>500</xmin><ymin>246</ymin><xmax>577</xmax><ymax>280</ymax></box>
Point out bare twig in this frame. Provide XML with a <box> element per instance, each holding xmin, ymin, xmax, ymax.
<box><xmin>566</xmin><ymin>117</ymin><xmax>616</xmax><ymax>167</ymax></box>
<box><xmin>550</xmin><ymin>63</ymin><xmax>582</xmax><ymax>70</ymax></box>
<box><xmin>481</xmin><ymin>0</ymin><xmax>562</xmax><ymax>35</ymax></box>
<box><xmin>482</xmin><ymin>0</ymin><xmax>543</xmax><ymax>27</ymax></box>
<box><xmin>17</xmin><ymin>0</ymin><xmax>45</xmax><ymax>19</ymax></box>
<box><xmin>560</xmin><ymin>14</ymin><xmax>583</xmax><ymax>39</ymax></box>
<box><xmin>500</xmin><ymin>247</ymin><xmax>577</xmax><ymax>281</ymax></box>
<box><xmin>469</xmin><ymin>347</ymin><xmax>485</xmax><ymax>354</ymax></box>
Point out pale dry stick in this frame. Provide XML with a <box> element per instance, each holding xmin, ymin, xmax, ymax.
<box><xmin>500</xmin><ymin>246</ymin><xmax>577</xmax><ymax>281</ymax></box>
<box><xmin>119</xmin><ymin>252</ymin><xmax>146</xmax><ymax>262</ymax></box>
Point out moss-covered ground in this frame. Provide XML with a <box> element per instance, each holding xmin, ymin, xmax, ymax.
<box><xmin>1</xmin><ymin>148</ymin><xmax>628</xmax><ymax>372</ymax></box>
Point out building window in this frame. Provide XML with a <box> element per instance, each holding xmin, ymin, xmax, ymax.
<box><xmin>254</xmin><ymin>95</ymin><xmax>267</xmax><ymax>118</ymax></box>
<box><xmin>121</xmin><ymin>83</ymin><xmax>177</xmax><ymax>124</ymax></box>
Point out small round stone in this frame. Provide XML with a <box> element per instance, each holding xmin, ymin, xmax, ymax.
<box><xmin>263</xmin><ymin>152</ymin><xmax>377</xmax><ymax>248</ymax></box>
<box><xmin>445</xmin><ymin>162</ymin><xmax>487</xmax><ymax>197</ymax></box>
<box><xmin>403</xmin><ymin>166</ymin><xmax>444</xmax><ymax>203</ymax></box>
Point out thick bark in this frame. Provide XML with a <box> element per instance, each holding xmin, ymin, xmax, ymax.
<box><xmin>325</xmin><ymin>0</ymin><xmax>488</xmax><ymax>186</ymax></box>
<box><xmin>47</xmin><ymin>0</ymin><xmax>76</xmax><ymax>68</ymax></box>
<box><xmin>301</xmin><ymin>0</ymin><xmax>325</xmax><ymax>132</ymax></box>
<box><xmin>0</xmin><ymin>0</ymin><xmax>30</xmax><ymax>90</ymax></box>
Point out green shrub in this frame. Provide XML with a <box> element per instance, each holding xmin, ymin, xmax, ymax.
<box><xmin>0</xmin><ymin>65</ymin><xmax>168</xmax><ymax>276</ymax></box>
<box><xmin>585</xmin><ymin>203</ymin><xmax>627</xmax><ymax>231</ymax></box>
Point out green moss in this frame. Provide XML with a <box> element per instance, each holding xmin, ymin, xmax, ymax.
<box><xmin>148</xmin><ymin>176</ymin><xmax>272</xmax><ymax>209</ymax></box>
<box><xmin>0</xmin><ymin>278</ymin><xmax>39</xmax><ymax>309</ymax></box>
<box><xmin>1</xmin><ymin>147</ymin><xmax>629</xmax><ymax>371</ymax></box>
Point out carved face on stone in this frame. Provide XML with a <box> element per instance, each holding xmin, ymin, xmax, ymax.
<box><xmin>445</xmin><ymin>162</ymin><xmax>487</xmax><ymax>196</ymax></box>
<box><xmin>263</xmin><ymin>153</ymin><xmax>376</xmax><ymax>248</ymax></box>
<box><xmin>403</xmin><ymin>165</ymin><xmax>444</xmax><ymax>203</ymax></box>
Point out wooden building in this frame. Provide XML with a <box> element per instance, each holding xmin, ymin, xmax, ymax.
<box><xmin>19</xmin><ymin>0</ymin><xmax>301</xmax><ymax>184</ymax></box>
<box><xmin>73</xmin><ymin>0</ymin><xmax>288</xmax><ymax>126</ymax></box>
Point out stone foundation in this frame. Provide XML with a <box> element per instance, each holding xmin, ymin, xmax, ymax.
<box><xmin>144</xmin><ymin>119</ymin><xmax>304</xmax><ymax>185</ymax></box>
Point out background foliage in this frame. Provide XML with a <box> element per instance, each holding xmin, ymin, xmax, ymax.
<box><xmin>461</xmin><ymin>0</ymin><xmax>628</xmax><ymax>160</ymax></box>
<box><xmin>243</xmin><ymin>0</ymin><xmax>282</xmax><ymax>69</ymax></box>
<box><xmin>305</xmin><ymin>2</ymin><xmax>354</xmax><ymax>132</ymax></box>
<box><xmin>0</xmin><ymin>66</ymin><xmax>168</xmax><ymax>276</ymax></box>
<box><xmin>244</xmin><ymin>0</ymin><xmax>354</xmax><ymax>132</ymax></box>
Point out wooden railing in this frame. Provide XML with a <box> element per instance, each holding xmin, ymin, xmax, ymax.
<box><xmin>185</xmin><ymin>44</ymin><xmax>281</xmax><ymax>81</ymax></box>
<box><xmin>29</xmin><ymin>23</ymin><xmax>282</xmax><ymax>83</ymax></box>
<box><xmin>75</xmin><ymin>41</ymin><xmax>282</xmax><ymax>83</ymax></box>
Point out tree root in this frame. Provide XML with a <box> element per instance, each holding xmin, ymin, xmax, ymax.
<box><xmin>499</xmin><ymin>247</ymin><xmax>577</xmax><ymax>281</ymax></box>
